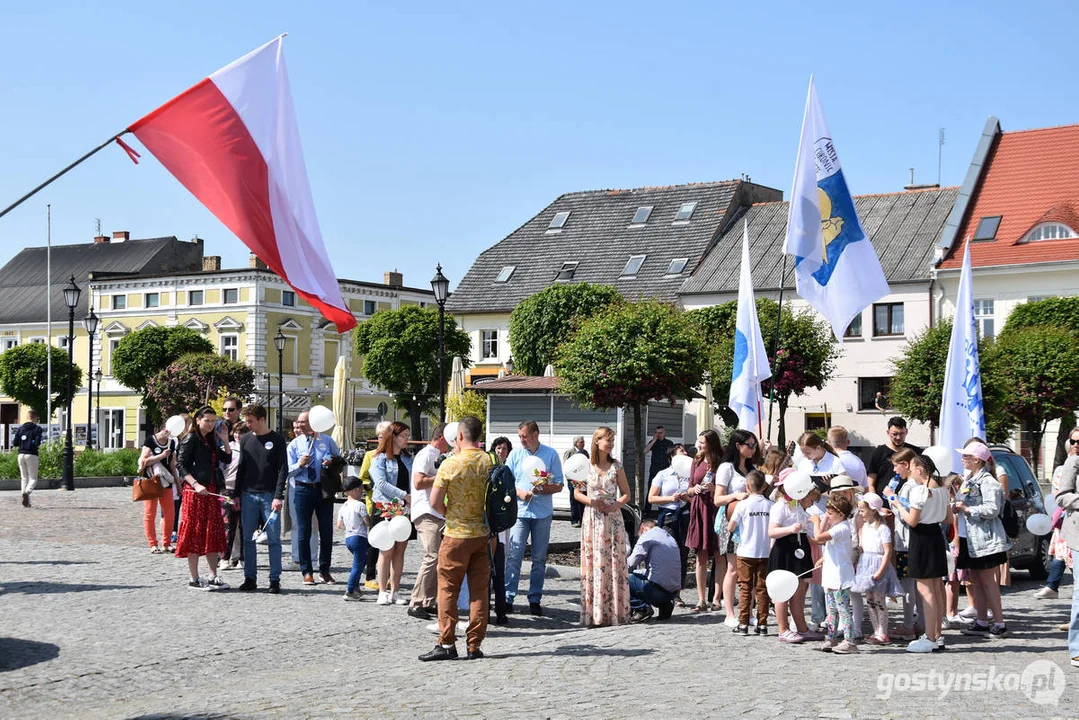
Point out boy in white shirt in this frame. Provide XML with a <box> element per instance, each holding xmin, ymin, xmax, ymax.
<box><xmin>337</xmin><ymin>476</ymin><xmax>371</xmax><ymax>601</ymax></box>
<box><xmin>727</xmin><ymin>471</ymin><xmax>774</xmax><ymax>635</ymax></box>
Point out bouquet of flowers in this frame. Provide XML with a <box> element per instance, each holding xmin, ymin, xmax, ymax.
<box><xmin>530</xmin><ymin>468</ymin><xmax>551</xmax><ymax>489</ymax></box>
<box><xmin>374</xmin><ymin>498</ymin><xmax>407</xmax><ymax>520</ymax></box>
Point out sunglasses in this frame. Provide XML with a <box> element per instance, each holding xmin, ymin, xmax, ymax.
<box><xmin>1070</xmin><ymin>438</ymin><xmax>1079</xmax><ymax>446</ymax></box>
<box><xmin>741</xmin><ymin>442</ymin><xmax>757</xmax><ymax>450</ymax></box>
<box><xmin>224</xmin><ymin>407</ymin><xmax>239</xmax><ymax>412</ymax></box>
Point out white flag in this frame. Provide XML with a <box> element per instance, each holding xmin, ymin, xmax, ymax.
<box><xmin>784</xmin><ymin>77</ymin><xmax>890</xmax><ymax>340</ymax></box>
<box><xmin>729</xmin><ymin>220</ymin><xmax>772</xmax><ymax>433</ymax></box>
<box><xmin>938</xmin><ymin>239</ymin><xmax>986</xmax><ymax>474</ymax></box>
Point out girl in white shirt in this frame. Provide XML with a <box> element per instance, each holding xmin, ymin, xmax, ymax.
<box><xmin>767</xmin><ymin>468</ymin><xmax>820</xmax><ymax>644</ymax></box>
<box><xmin>812</xmin><ymin>494</ymin><xmax>858</xmax><ymax>654</ymax></box>
<box><xmin>851</xmin><ymin>493</ymin><xmax>902</xmax><ymax>644</ymax></box>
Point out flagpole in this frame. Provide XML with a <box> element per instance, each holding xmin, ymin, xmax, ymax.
<box><xmin>765</xmin><ymin>254</ymin><xmax>789</xmax><ymax>440</ymax></box>
<box><xmin>46</xmin><ymin>205</ymin><xmax>52</xmax><ymax>438</ymax></box>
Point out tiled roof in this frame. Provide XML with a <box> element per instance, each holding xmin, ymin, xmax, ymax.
<box><xmin>939</xmin><ymin>123</ymin><xmax>1079</xmax><ymax>269</ymax></box>
<box><xmin>445</xmin><ymin>181</ymin><xmax>782</xmax><ymax>314</ymax></box>
<box><xmin>680</xmin><ymin>186</ymin><xmax>959</xmax><ymax>295</ymax></box>
<box><xmin>469</xmin><ymin>375</ymin><xmax>560</xmax><ymax>393</ymax></box>
<box><xmin>0</xmin><ymin>237</ymin><xmax>204</xmax><ymax>324</ymax></box>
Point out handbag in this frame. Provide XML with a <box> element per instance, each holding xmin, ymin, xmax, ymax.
<box><xmin>132</xmin><ymin>471</ymin><xmax>164</xmax><ymax>502</ymax></box>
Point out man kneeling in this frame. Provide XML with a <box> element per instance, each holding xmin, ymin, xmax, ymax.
<box><xmin>627</xmin><ymin>518</ymin><xmax>681</xmax><ymax>623</ymax></box>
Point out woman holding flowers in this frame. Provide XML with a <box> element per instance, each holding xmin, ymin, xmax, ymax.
<box><xmin>371</xmin><ymin>421</ymin><xmax>414</xmax><ymax>605</ymax></box>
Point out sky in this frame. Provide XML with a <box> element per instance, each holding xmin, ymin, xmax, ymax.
<box><xmin>1</xmin><ymin>1</ymin><xmax>1077</xmax><ymax>295</ymax></box>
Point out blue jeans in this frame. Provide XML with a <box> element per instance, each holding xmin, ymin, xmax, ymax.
<box><xmin>293</xmin><ymin>483</ymin><xmax>333</xmax><ymax>575</ymax></box>
<box><xmin>1047</xmin><ymin>558</ymin><xmax>1067</xmax><ymax>592</ymax></box>
<box><xmin>1070</xmin><ymin>550</ymin><xmax>1079</xmax><ymax>660</ymax></box>
<box><xmin>505</xmin><ymin>515</ymin><xmax>552</xmax><ymax>605</ymax></box>
<box><xmin>241</xmin><ymin>492</ymin><xmax>281</xmax><ymax>583</ymax></box>
<box><xmin>345</xmin><ymin>535</ymin><xmax>370</xmax><ymax>593</ymax></box>
<box><xmin>288</xmin><ymin>484</ymin><xmax>319</xmax><ymax>565</ymax></box>
<box><xmin>811</xmin><ymin>583</ymin><xmax>826</xmax><ymax>624</ymax></box>
<box><xmin>629</xmin><ymin>573</ymin><xmax>676</xmax><ymax>612</ymax></box>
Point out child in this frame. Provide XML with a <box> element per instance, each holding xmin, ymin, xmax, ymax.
<box><xmin>851</xmin><ymin>493</ymin><xmax>902</xmax><ymax>644</ymax></box>
<box><xmin>727</xmin><ymin>470</ymin><xmax>774</xmax><ymax>635</ymax></box>
<box><xmin>337</xmin><ymin>475</ymin><xmax>371</xmax><ymax>601</ymax></box>
<box><xmin>812</xmin><ymin>494</ymin><xmax>857</xmax><ymax>653</ymax></box>
<box><xmin>767</xmin><ymin>469</ymin><xmax>818</xmax><ymax>643</ymax></box>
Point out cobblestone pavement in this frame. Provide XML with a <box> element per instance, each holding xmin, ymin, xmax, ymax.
<box><xmin>1</xmin><ymin>488</ymin><xmax>1077</xmax><ymax>719</ymax></box>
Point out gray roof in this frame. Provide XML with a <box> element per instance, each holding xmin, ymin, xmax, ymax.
<box><xmin>445</xmin><ymin>181</ymin><xmax>783</xmax><ymax>314</ymax></box>
<box><xmin>679</xmin><ymin>186</ymin><xmax>960</xmax><ymax>296</ymax></box>
<box><xmin>0</xmin><ymin>237</ymin><xmax>204</xmax><ymax>323</ymax></box>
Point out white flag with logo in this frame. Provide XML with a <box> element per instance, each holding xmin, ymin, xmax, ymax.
<box><xmin>729</xmin><ymin>220</ymin><xmax>772</xmax><ymax>433</ymax></box>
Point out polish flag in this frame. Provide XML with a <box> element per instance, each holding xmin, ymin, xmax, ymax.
<box><xmin>128</xmin><ymin>35</ymin><xmax>356</xmax><ymax>331</ymax></box>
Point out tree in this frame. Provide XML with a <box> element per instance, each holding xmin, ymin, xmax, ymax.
<box><xmin>353</xmin><ymin>306</ymin><xmax>472</xmax><ymax>437</ymax></box>
<box><xmin>143</xmin><ymin>353</ymin><xmax>255</xmax><ymax>420</ymax></box>
<box><xmin>112</xmin><ymin>326</ymin><xmax>214</xmax><ymax>394</ymax></box>
<box><xmin>556</xmin><ymin>301</ymin><xmax>706</xmax><ymax>503</ymax></box>
<box><xmin>508</xmin><ymin>283</ymin><xmax>622</xmax><ymax>376</ymax></box>
<box><xmin>0</xmin><ymin>343</ymin><xmax>82</xmax><ymax>419</ymax></box>
<box><xmin>446</xmin><ymin>390</ymin><xmax>487</xmax><ymax>424</ymax></box>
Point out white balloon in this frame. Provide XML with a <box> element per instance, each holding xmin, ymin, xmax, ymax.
<box><xmin>308</xmin><ymin>405</ymin><xmax>336</xmax><ymax>433</ymax></box>
<box><xmin>922</xmin><ymin>445</ymin><xmax>955</xmax><ymax>475</ymax></box>
<box><xmin>443</xmin><ymin>422</ymin><xmax>459</xmax><ymax>448</ymax></box>
<box><xmin>794</xmin><ymin>548</ymin><xmax>805</xmax><ymax>559</ymax></box>
<box><xmin>369</xmin><ymin>522</ymin><xmax>395</xmax><ymax>551</ymax></box>
<box><xmin>1026</xmin><ymin>513</ymin><xmax>1053</xmax><ymax>536</ymax></box>
<box><xmin>522</xmin><ymin>455</ymin><xmax>547</xmax><ymax>477</ymax></box>
<box><xmin>671</xmin><ymin>454</ymin><xmax>693</xmax><ymax>478</ymax></box>
<box><xmin>784</xmin><ymin>471</ymin><xmax>815</xmax><ymax>501</ymax></box>
<box><xmin>389</xmin><ymin>514</ymin><xmax>412</xmax><ymax>542</ymax></box>
<box><xmin>564</xmin><ymin>454</ymin><xmax>590</xmax><ymax>482</ymax></box>
<box><xmin>765</xmin><ymin>570</ymin><xmax>799</xmax><ymax>603</ymax></box>
<box><xmin>165</xmin><ymin>415</ymin><xmax>186</xmax><ymax>437</ymax></box>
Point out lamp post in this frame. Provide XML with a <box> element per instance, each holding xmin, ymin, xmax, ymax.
<box><xmin>274</xmin><ymin>330</ymin><xmax>286</xmax><ymax>432</ymax></box>
<box><xmin>83</xmin><ymin>308</ymin><xmax>98</xmax><ymax>449</ymax></box>
<box><xmin>61</xmin><ymin>275</ymin><xmax>80</xmax><ymax>491</ymax></box>
<box><xmin>430</xmin><ymin>264</ymin><xmax>450</xmax><ymax>424</ymax></box>
<box><xmin>94</xmin><ymin>367</ymin><xmax>102</xmax><ymax>450</ymax></box>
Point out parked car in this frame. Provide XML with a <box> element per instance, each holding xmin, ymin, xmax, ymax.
<box><xmin>990</xmin><ymin>445</ymin><xmax>1051</xmax><ymax>580</ymax></box>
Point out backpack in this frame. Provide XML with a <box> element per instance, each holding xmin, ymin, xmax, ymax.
<box><xmin>485</xmin><ymin>461</ymin><xmax>518</xmax><ymax>534</ymax></box>
<box><xmin>1000</xmin><ymin>499</ymin><xmax>1020</xmax><ymax>539</ymax></box>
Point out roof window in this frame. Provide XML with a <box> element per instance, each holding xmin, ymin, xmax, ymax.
<box><xmin>666</xmin><ymin>258</ymin><xmax>689</xmax><ymax>275</ymax></box>
<box><xmin>548</xmin><ymin>211</ymin><xmax>570</xmax><ymax>230</ymax></box>
<box><xmin>555</xmin><ymin>261</ymin><xmax>578</xmax><ymax>281</ymax></box>
<box><xmin>674</xmin><ymin>202</ymin><xmax>697</xmax><ymax>222</ymax></box>
<box><xmin>621</xmin><ymin>255</ymin><xmax>646</xmax><ymax>277</ymax></box>
<box><xmin>973</xmin><ymin>216</ymin><xmax>1001</xmax><ymax>241</ymax></box>
<box><xmin>631</xmin><ymin>206</ymin><xmax>653</xmax><ymax>225</ymax></box>
<box><xmin>495</xmin><ymin>266</ymin><xmax>516</xmax><ymax>283</ymax></box>
<box><xmin>1022</xmin><ymin>222</ymin><xmax>1077</xmax><ymax>243</ymax></box>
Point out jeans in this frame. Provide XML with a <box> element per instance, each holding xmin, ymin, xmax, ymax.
<box><xmin>811</xmin><ymin>583</ymin><xmax>826</xmax><ymax>624</ymax></box>
<box><xmin>1070</xmin><ymin>550</ymin><xmax>1079</xmax><ymax>660</ymax></box>
<box><xmin>289</xmin><ymin>484</ymin><xmax>319</xmax><ymax>566</ymax></box>
<box><xmin>241</xmin><ymin>491</ymin><xmax>281</xmax><ymax>582</ymax></box>
<box><xmin>1047</xmin><ymin>558</ymin><xmax>1067</xmax><ymax>592</ymax></box>
<box><xmin>505</xmin><ymin>515</ymin><xmax>552</xmax><ymax>605</ymax></box>
<box><xmin>293</xmin><ymin>483</ymin><xmax>333</xmax><ymax>575</ymax></box>
<box><xmin>657</xmin><ymin>507</ymin><xmax>690</xmax><ymax>589</ymax></box>
<box><xmin>629</xmin><ymin>573</ymin><xmax>676</xmax><ymax>612</ymax></box>
<box><xmin>490</xmin><ymin>539</ymin><xmax>508</xmax><ymax>619</ymax></box>
<box><xmin>345</xmin><ymin>535</ymin><xmax>370</xmax><ymax>593</ymax></box>
<box><xmin>569</xmin><ymin>490</ymin><xmax>584</xmax><ymax>525</ymax></box>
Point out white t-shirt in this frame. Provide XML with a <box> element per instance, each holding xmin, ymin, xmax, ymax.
<box><xmin>650</xmin><ymin>467</ymin><xmax>688</xmax><ymax>511</ymax></box>
<box><xmin>338</xmin><ymin>498</ymin><xmax>369</xmax><ymax>538</ymax></box>
<box><xmin>731</xmin><ymin>494</ymin><xmax>774</xmax><ymax>558</ymax></box>
<box><xmin>859</xmin><ymin>522</ymin><xmax>892</xmax><ymax>555</ymax></box>
<box><xmin>909</xmin><ymin>483</ymin><xmax>949</xmax><ymax>525</ymax></box>
<box><xmin>410</xmin><ymin>444</ymin><xmax>444</xmax><ymax>521</ymax></box>
<box><xmin>798</xmin><ymin>451</ymin><xmax>844</xmax><ymax>476</ymax></box>
<box><xmin>822</xmin><ymin>520</ymin><xmax>855</xmax><ymax>590</ymax></box>
<box><xmin>837</xmin><ymin>450</ymin><xmax>868</xmax><ymax>487</ymax></box>
<box><xmin>716</xmin><ymin>462</ymin><xmax>747</xmax><ymax>494</ymax></box>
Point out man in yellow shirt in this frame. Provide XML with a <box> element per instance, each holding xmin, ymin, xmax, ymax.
<box><xmin>420</xmin><ymin>416</ymin><xmax>493</xmax><ymax>661</ymax></box>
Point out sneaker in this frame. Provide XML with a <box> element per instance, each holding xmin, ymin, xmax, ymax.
<box><xmin>906</xmin><ymin>635</ymin><xmax>936</xmax><ymax>653</ymax></box>
<box><xmin>320</xmin><ymin>572</ymin><xmax>337</xmax><ymax>585</ymax></box>
<box><xmin>364</xmin><ymin>579</ymin><xmax>380</xmax><ymax>591</ymax></box>
<box><xmin>723</xmin><ymin>615</ymin><xmax>740</xmax><ymax>628</ymax></box>
<box><xmin>21</xmin><ymin>492</ymin><xmax>29</xmax><ymax>507</ymax></box>
<box><xmin>268</xmin><ymin>581</ymin><xmax>281</xmax><ymax>594</ymax></box>
<box><xmin>944</xmin><ymin>615</ymin><xmax>962</xmax><ymax>629</ymax></box>
<box><xmin>343</xmin><ymin>590</ymin><xmax>364</xmax><ymax>601</ymax></box>
<box><xmin>1072</xmin><ymin>657</ymin><xmax>1079</xmax><ymax>668</ymax></box>
<box><xmin>801</xmin><ymin>629</ymin><xmax>824</xmax><ymax>641</ymax></box>
<box><xmin>732</xmin><ymin>624</ymin><xmax>750</xmax><ymax>636</ymax></box>
<box><xmin>820</xmin><ymin>638</ymin><xmax>838</xmax><ymax>652</ymax></box>
<box><xmin>188</xmin><ymin>578</ymin><xmax>208</xmax><ymax>590</ymax></box>
<box><xmin>407</xmin><ymin>606</ymin><xmax>432</xmax><ymax>619</ymax></box>
<box><xmin>779</xmin><ymin>630</ymin><xmax>805</xmax><ymax>644</ymax></box>
<box><xmin>283</xmin><ymin>561</ymin><xmax>301</xmax><ymax>572</ymax></box>
<box><xmin>393</xmin><ymin>592</ymin><xmax>408</xmax><ymax>606</ymax></box>
<box><xmin>934</xmin><ymin>636</ymin><xmax>945</xmax><ymax>652</ymax></box>
<box><xmin>832</xmin><ymin>640</ymin><xmax>858</xmax><ymax>654</ymax></box>
<box><xmin>377</xmin><ymin>592</ymin><xmax>392</xmax><ymax>605</ymax></box>
<box><xmin>418</xmin><ymin>645</ymin><xmax>458</xmax><ymax>662</ymax></box>
<box><xmin>529</xmin><ymin>602</ymin><xmax>543</xmax><ymax>616</ymax></box>
<box><xmin>958</xmin><ymin>606</ymin><xmax>978</xmax><ymax>619</ymax></box>
<box><xmin>630</xmin><ymin>606</ymin><xmax>654</xmax><ymax>624</ymax></box>
<box><xmin>238</xmin><ymin>578</ymin><xmax>257</xmax><ymax>592</ymax></box>
<box><xmin>755</xmin><ymin>625</ymin><xmax>768</xmax><ymax>636</ymax></box>
<box><xmin>989</xmin><ymin>623</ymin><xmax>1008</xmax><ymax>638</ymax></box>
<box><xmin>205</xmin><ymin>575</ymin><xmax>228</xmax><ymax>590</ymax></box>
<box><xmin>961</xmin><ymin>622</ymin><xmax>990</xmax><ymax>636</ymax></box>
<box><xmin>1033</xmin><ymin>587</ymin><xmax>1059</xmax><ymax>600</ymax></box>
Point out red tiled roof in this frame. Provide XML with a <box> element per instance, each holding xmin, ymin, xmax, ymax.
<box><xmin>940</xmin><ymin>123</ymin><xmax>1079</xmax><ymax>269</ymax></box>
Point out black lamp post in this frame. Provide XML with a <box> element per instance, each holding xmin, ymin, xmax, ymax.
<box><xmin>274</xmin><ymin>329</ymin><xmax>286</xmax><ymax>432</ymax></box>
<box><xmin>61</xmin><ymin>275</ymin><xmax>80</xmax><ymax>490</ymax></box>
<box><xmin>94</xmin><ymin>367</ymin><xmax>102</xmax><ymax>450</ymax></box>
<box><xmin>83</xmin><ymin>308</ymin><xmax>98</xmax><ymax>449</ymax></box>
<box><xmin>430</xmin><ymin>264</ymin><xmax>450</xmax><ymax>424</ymax></box>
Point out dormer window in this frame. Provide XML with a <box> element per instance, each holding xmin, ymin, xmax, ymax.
<box><xmin>973</xmin><ymin>215</ymin><xmax>1001</xmax><ymax>241</ymax></box>
<box><xmin>621</xmin><ymin>255</ymin><xmax>646</xmax><ymax>277</ymax></box>
<box><xmin>674</xmin><ymin>202</ymin><xmax>697</xmax><ymax>222</ymax></box>
<box><xmin>495</xmin><ymin>266</ymin><xmax>516</xmax><ymax>283</ymax></box>
<box><xmin>631</xmin><ymin>206</ymin><xmax>653</xmax><ymax>225</ymax></box>
<box><xmin>1022</xmin><ymin>222</ymin><xmax>1077</xmax><ymax>243</ymax></box>
<box><xmin>555</xmin><ymin>261</ymin><xmax>578</xmax><ymax>281</ymax></box>
<box><xmin>548</xmin><ymin>211</ymin><xmax>570</xmax><ymax>230</ymax></box>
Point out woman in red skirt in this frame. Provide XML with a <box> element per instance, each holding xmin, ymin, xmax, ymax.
<box><xmin>176</xmin><ymin>405</ymin><xmax>232</xmax><ymax>589</ymax></box>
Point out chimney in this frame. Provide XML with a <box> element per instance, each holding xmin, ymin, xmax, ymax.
<box><xmin>383</xmin><ymin>268</ymin><xmax>403</xmax><ymax>287</ymax></box>
<box><xmin>249</xmin><ymin>253</ymin><xmax>267</xmax><ymax>270</ymax></box>
<box><xmin>93</xmin><ymin>235</ymin><xmax>109</xmax><ymax>244</ymax></box>
<box><xmin>112</xmin><ymin>230</ymin><xmax>129</xmax><ymax>242</ymax></box>
<box><xmin>203</xmin><ymin>256</ymin><xmax>221</xmax><ymax>271</ymax></box>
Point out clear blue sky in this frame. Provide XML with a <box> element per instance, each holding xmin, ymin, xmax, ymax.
<box><xmin>2</xmin><ymin>1</ymin><xmax>1077</xmax><ymax>294</ymax></box>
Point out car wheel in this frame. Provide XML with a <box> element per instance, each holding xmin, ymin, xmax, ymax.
<box><xmin>1026</xmin><ymin>537</ymin><xmax>1051</xmax><ymax>581</ymax></box>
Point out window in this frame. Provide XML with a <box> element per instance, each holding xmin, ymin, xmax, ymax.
<box><xmin>29</xmin><ymin>337</ymin><xmax>45</xmax><ymax>344</ymax></box>
<box><xmin>58</xmin><ymin>337</ymin><xmax>70</xmax><ymax>350</ymax></box>
<box><xmin>621</xmin><ymin>255</ymin><xmax>646</xmax><ymax>277</ymax></box>
<box><xmin>666</xmin><ymin>258</ymin><xmax>689</xmax><ymax>275</ymax></box>
<box><xmin>674</xmin><ymin>202</ymin><xmax>697</xmax><ymax>222</ymax></box>
<box><xmin>973</xmin><ymin>216</ymin><xmax>1001</xmax><ymax>241</ymax></box>
<box><xmin>845</xmin><ymin>314</ymin><xmax>863</xmax><ymax>338</ymax></box>
<box><xmin>282</xmin><ymin>290</ymin><xmax>296</xmax><ymax>307</ymax></box>
<box><xmin>220</xmin><ymin>334</ymin><xmax>239</xmax><ymax>362</ymax></box>
<box><xmin>1022</xmin><ymin>222</ymin><xmax>1077</xmax><ymax>243</ymax></box>
<box><xmin>112</xmin><ymin>294</ymin><xmax>127</xmax><ymax>310</ymax></box>
<box><xmin>363</xmin><ymin>300</ymin><xmax>377</xmax><ymax>315</ymax></box>
<box><xmin>108</xmin><ymin>339</ymin><xmax>120</xmax><ymax>367</ymax></box>
<box><xmin>872</xmin><ymin>303</ymin><xmax>904</xmax><ymax>336</ymax></box>
<box><xmin>102</xmin><ymin>408</ymin><xmax>124</xmax><ymax>449</ymax></box>
<box><xmin>481</xmin><ymin>330</ymin><xmax>499</xmax><ymax>360</ymax></box>
<box><xmin>145</xmin><ymin>293</ymin><xmax>159</xmax><ymax>308</ymax></box>
<box><xmin>548</xmin><ymin>211</ymin><xmax>570</xmax><ymax>230</ymax></box>
<box><xmin>555</xmin><ymin>261</ymin><xmax>578</xmax><ymax>281</ymax></box>
<box><xmin>859</xmin><ymin>377</ymin><xmax>892</xmax><ymax>411</ymax></box>
<box><xmin>189</xmin><ymin>290</ymin><xmax>204</xmax><ymax>306</ymax></box>
<box><xmin>1</xmin><ymin>338</ymin><xmax>16</xmax><ymax>350</ymax></box>
<box><xmin>631</xmin><ymin>206</ymin><xmax>653</xmax><ymax>224</ymax></box>
<box><xmin>973</xmin><ymin>299</ymin><xmax>995</xmax><ymax>340</ymax></box>
<box><xmin>223</xmin><ymin>288</ymin><xmax>239</xmax><ymax>304</ymax></box>
<box><xmin>495</xmin><ymin>266</ymin><xmax>515</xmax><ymax>283</ymax></box>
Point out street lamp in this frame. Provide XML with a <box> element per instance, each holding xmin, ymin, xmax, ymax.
<box><xmin>94</xmin><ymin>367</ymin><xmax>102</xmax><ymax>450</ymax></box>
<box><xmin>274</xmin><ymin>329</ymin><xmax>286</xmax><ymax>432</ymax></box>
<box><xmin>430</xmin><ymin>264</ymin><xmax>450</xmax><ymax>424</ymax></box>
<box><xmin>61</xmin><ymin>275</ymin><xmax>80</xmax><ymax>491</ymax></box>
<box><xmin>83</xmin><ymin>308</ymin><xmax>98</xmax><ymax>449</ymax></box>
<box><xmin>505</xmin><ymin>356</ymin><xmax>515</xmax><ymax>375</ymax></box>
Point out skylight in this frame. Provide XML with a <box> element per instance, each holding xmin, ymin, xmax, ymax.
<box><xmin>666</xmin><ymin>258</ymin><xmax>689</xmax><ymax>275</ymax></box>
<box><xmin>632</xmin><ymin>206</ymin><xmax>653</xmax><ymax>224</ymax></box>
<box><xmin>555</xmin><ymin>261</ymin><xmax>578</xmax><ymax>281</ymax></box>
<box><xmin>549</xmin><ymin>211</ymin><xmax>570</xmax><ymax>230</ymax></box>
<box><xmin>973</xmin><ymin>216</ymin><xmax>1001</xmax><ymax>241</ymax></box>
<box><xmin>495</xmin><ymin>266</ymin><xmax>516</xmax><ymax>283</ymax></box>
<box><xmin>674</xmin><ymin>202</ymin><xmax>697</xmax><ymax>222</ymax></box>
<box><xmin>621</xmin><ymin>255</ymin><xmax>646</xmax><ymax>277</ymax></box>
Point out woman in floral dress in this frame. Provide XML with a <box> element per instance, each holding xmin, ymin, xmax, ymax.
<box><xmin>575</xmin><ymin>426</ymin><xmax>631</xmax><ymax>627</ymax></box>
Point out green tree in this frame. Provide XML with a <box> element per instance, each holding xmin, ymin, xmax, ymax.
<box><xmin>447</xmin><ymin>390</ymin><xmax>487</xmax><ymax>424</ymax></box>
<box><xmin>0</xmin><ymin>343</ymin><xmax>82</xmax><ymax>419</ymax></box>
<box><xmin>143</xmin><ymin>353</ymin><xmax>255</xmax><ymax>420</ymax></box>
<box><xmin>508</xmin><ymin>283</ymin><xmax>622</xmax><ymax>376</ymax></box>
<box><xmin>556</xmin><ymin>301</ymin><xmax>706</xmax><ymax>502</ymax></box>
<box><xmin>354</xmin><ymin>306</ymin><xmax>472</xmax><ymax>437</ymax></box>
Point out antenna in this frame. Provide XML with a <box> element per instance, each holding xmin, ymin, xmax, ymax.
<box><xmin>938</xmin><ymin>127</ymin><xmax>946</xmax><ymax>186</ymax></box>
<box><xmin>94</xmin><ymin>217</ymin><xmax>101</xmax><ymax>235</ymax></box>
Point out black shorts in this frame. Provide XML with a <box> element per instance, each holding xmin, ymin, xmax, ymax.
<box><xmin>955</xmin><ymin>537</ymin><xmax>1007</xmax><ymax>571</ymax></box>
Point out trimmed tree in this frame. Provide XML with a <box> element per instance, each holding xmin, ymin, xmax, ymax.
<box><xmin>556</xmin><ymin>300</ymin><xmax>706</xmax><ymax>503</ymax></box>
<box><xmin>353</xmin><ymin>306</ymin><xmax>472</xmax><ymax>437</ymax></box>
<box><xmin>0</xmin><ymin>343</ymin><xmax>82</xmax><ymax>419</ymax></box>
<box><xmin>112</xmin><ymin>326</ymin><xmax>215</xmax><ymax>423</ymax></box>
<box><xmin>508</xmin><ymin>283</ymin><xmax>622</xmax><ymax>376</ymax></box>
<box><xmin>143</xmin><ymin>353</ymin><xmax>255</xmax><ymax>420</ymax></box>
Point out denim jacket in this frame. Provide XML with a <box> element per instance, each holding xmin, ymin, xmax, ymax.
<box><xmin>371</xmin><ymin>452</ymin><xmax>414</xmax><ymax>503</ymax></box>
<box><xmin>962</xmin><ymin>468</ymin><xmax>1011</xmax><ymax>558</ymax></box>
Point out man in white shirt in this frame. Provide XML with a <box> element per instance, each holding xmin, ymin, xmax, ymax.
<box><xmin>408</xmin><ymin>423</ymin><xmax>450</xmax><ymax>619</ymax></box>
<box><xmin>828</xmin><ymin>426</ymin><xmax>868</xmax><ymax>488</ymax></box>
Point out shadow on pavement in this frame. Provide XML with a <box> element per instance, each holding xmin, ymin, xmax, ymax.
<box><xmin>0</xmin><ymin>637</ymin><xmax>60</xmax><ymax>671</ymax></box>
<box><xmin>0</xmin><ymin>581</ymin><xmax>145</xmax><ymax>595</ymax></box>
<box><xmin>127</xmin><ymin>715</ymin><xmax>242</xmax><ymax>720</ymax></box>
<box><xmin>493</xmin><ymin>644</ymin><xmax>656</xmax><ymax>659</ymax></box>
<box><xmin>0</xmin><ymin>560</ymin><xmax>97</xmax><ymax>566</ymax></box>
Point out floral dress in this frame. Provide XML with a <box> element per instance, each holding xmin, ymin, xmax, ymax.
<box><xmin>580</xmin><ymin>460</ymin><xmax>630</xmax><ymax>627</ymax></box>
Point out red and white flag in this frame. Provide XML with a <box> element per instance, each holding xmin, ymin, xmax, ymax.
<box><xmin>128</xmin><ymin>35</ymin><xmax>356</xmax><ymax>331</ymax></box>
